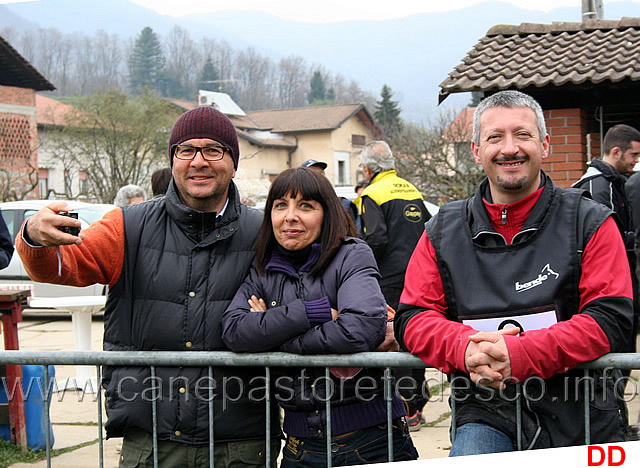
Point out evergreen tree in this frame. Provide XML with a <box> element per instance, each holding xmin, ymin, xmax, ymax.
<box><xmin>199</xmin><ymin>56</ymin><xmax>221</xmax><ymax>91</ymax></box>
<box><xmin>307</xmin><ymin>70</ymin><xmax>326</xmax><ymax>105</ymax></box>
<box><xmin>470</xmin><ymin>91</ymin><xmax>483</xmax><ymax>107</ymax></box>
<box><xmin>374</xmin><ymin>84</ymin><xmax>403</xmax><ymax>143</ymax></box>
<box><xmin>326</xmin><ymin>87</ymin><xmax>336</xmax><ymax>102</ymax></box>
<box><xmin>128</xmin><ymin>27</ymin><xmax>166</xmax><ymax>94</ymax></box>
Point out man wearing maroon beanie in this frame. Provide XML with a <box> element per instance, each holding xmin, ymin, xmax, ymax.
<box><xmin>16</xmin><ymin>106</ymin><xmax>279</xmax><ymax>467</ymax></box>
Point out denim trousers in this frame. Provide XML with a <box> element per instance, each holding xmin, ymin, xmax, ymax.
<box><xmin>280</xmin><ymin>421</ymin><xmax>419</xmax><ymax>467</ymax></box>
<box><xmin>449</xmin><ymin>423</ymin><xmax>514</xmax><ymax>457</ymax></box>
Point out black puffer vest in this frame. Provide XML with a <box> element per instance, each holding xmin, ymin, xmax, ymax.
<box><xmin>102</xmin><ymin>181</ymin><xmax>279</xmax><ymax>444</ymax></box>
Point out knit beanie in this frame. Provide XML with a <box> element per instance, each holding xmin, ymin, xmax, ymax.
<box><xmin>168</xmin><ymin>106</ymin><xmax>240</xmax><ymax>169</ymax></box>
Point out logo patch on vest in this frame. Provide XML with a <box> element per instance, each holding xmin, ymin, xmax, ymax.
<box><xmin>403</xmin><ymin>204</ymin><xmax>423</xmax><ymax>223</ymax></box>
<box><xmin>515</xmin><ymin>264</ymin><xmax>559</xmax><ymax>293</ymax></box>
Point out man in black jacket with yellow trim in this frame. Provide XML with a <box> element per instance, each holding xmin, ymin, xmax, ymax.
<box><xmin>355</xmin><ymin>140</ymin><xmax>431</xmax><ymax>430</ymax></box>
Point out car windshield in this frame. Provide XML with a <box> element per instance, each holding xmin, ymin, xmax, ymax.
<box><xmin>75</xmin><ymin>206</ymin><xmax>113</xmax><ymax>224</ymax></box>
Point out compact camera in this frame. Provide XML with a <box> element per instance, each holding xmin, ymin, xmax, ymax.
<box><xmin>58</xmin><ymin>212</ymin><xmax>81</xmax><ymax>237</ymax></box>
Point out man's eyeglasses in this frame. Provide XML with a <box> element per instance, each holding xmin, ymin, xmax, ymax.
<box><xmin>173</xmin><ymin>144</ymin><xmax>229</xmax><ymax>161</ymax></box>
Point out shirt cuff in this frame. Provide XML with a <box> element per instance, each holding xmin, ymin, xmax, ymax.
<box><xmin>304</xmin><ymin>296</ymin><xmax>332</xmax><ymax>326</ymax></box>
<box><xmin>21</xmin><ymin>220</ymin><xmax>44</xmax><ymax>248</ymax></box>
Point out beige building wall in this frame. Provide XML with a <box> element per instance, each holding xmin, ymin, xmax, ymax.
<box><xmin>237</xmin><ymin>140</ymin><xmax>291</xmax><ymax>181</ymax></box>
<box><xmin>241</xmin><ymin>115</ymin><xmax>372</xmax><ymax>186</ymax></box>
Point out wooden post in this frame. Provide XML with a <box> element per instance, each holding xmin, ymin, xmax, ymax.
<box><xmin>0</xmin><ymin>289</ymin><xmax>31</xmax><ymax>451</ymax></box>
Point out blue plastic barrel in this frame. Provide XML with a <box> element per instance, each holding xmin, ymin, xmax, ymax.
<box><xmin>0</xmin><ymin>365</ymin><xmax>55</xmax><ymax>450</ymax></box>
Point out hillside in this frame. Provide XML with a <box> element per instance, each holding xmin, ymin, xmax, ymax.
<box><xmin>2</xmin><ymin>0</ymin><xmax>640</xmax><ymax>122</ymax></box>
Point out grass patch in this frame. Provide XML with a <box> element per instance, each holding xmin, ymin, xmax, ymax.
<box><xmin>0</xmin><ymin>440</ymin><xmax>41</xmax><ymax>468</ymax></box>
<box><xmin>429</xmin><ymin>381</ymin><xmax>450</xmax><ymax>397</ymax></box>
<box><xmin>424</xmin><ymin>411</ymin><xmax>451</xmax><ymax>428</ymax></box>
<box><xmin>0</xmin><ymin>438</ymin><xmax>98</xmax><ymax>468</ymax></box>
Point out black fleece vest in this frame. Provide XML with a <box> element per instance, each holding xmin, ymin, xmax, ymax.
<box><xmin>427</xmin><ymin>188</ymin><xmax>607</xmax><ymax>325</ymax></box>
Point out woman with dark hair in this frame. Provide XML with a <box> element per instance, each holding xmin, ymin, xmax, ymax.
<box><xmin>222</xmin><ymin>168</ymin><xmax>417</xmax><ymax>466</ymax></box>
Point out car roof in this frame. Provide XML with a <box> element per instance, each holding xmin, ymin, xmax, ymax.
<box><xmin>0</xmin><ymin>200</ymin><xmax>101</xmax><ymax>210</ymax></box>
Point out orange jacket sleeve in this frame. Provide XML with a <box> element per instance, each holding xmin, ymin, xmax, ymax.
<box><xmin>16</xmin><ymin>208</ymin><xmax>125</xmax><ymax>290</ymax></box>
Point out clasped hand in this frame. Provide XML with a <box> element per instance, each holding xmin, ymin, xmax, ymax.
<box><xmin>464</xmin><ymin>327</ymin><xmax>519</xmax><ymax>389</ymax></box>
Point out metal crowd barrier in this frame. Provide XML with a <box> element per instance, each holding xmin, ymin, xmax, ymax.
<box><xmin>0</xmin><ymin>350</ymin><xmax>638</xmax><ymax>468</ymax></box>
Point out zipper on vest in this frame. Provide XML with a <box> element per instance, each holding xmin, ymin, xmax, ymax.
<box><xmin>501</xmin><ymin>208</ymin><xmax>507</xmax><ymax>225</ymax></box>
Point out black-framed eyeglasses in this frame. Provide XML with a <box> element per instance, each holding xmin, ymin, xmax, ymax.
<box><xmin>173</xmin><ymin>144</ymin><xmax>229</xmax><ymax>161</ymax></box>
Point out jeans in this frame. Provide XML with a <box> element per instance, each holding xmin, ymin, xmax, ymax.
<box><xmin>281</xmin><ymin>422</ymin><xmax>418</xmax><ymax>467</ymax></box>
<box><xmin>449</xmin><ymin>423</ymin><xmax>514</xmax><ymax>457</ymax></box>
<box><xmin>119</xmin><ymin>428</ymin><xmax>281</xmax><ymax>467</ymax></box>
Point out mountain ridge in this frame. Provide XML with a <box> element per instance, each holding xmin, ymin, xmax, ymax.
<box><xmin>2</xmin><ymin>1</ymin><xmax>640</xmax><ymax>122</ymax></box>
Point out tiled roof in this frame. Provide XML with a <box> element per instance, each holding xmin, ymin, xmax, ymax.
<box><xmin>445</xmin><ymin>107</ymin><xmax>475</xmax><ymax>142</ymax></box>
<box><xmin>439</xmin><ymin>18</ymin><xmax>640</xmax><ymax>103</ymax></box>
<box><xmin>0</xmin><ymin>35</ymin><xmax>54</xmax><ymax>91</ymax></box>
<box><xmin>245</xmin><ymin>104</ymin><xmax>373</xmax><ymax>133</ymax></box>
<box><xmin>36</xmin><ymin>94</ymin><xmax>80</xmax><ymax>126</ymax></box>
<box><xmin>165</xmin><ymin>98</ymin><xmax>198</xmax><ymax>112</ymax></box>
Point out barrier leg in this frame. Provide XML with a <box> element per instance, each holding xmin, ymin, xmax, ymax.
<box><xmin>0</xmin><ymin>300</ymin><xmax>27</xmax><ymax>451</ymax></box>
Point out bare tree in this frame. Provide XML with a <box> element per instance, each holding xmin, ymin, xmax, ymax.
<box><xmin>43</xmin><ymin>89</ymin><xmax>175</xmax><ymax>203</ymax></box>
<box><xmin>277</xmin><ymin>55</ymin><xmax>308</xmax><ymax>108</ymax></box>
<box><xmin>3</xmin><ymin>25</ymin><xmax>377</xmax><ymax>114</ymax></box>
<box><xmin>92</xmin><ymin>30</ymin><xmax>123</xmax><ymax>91</ymax></box>
<box><xmin>199</xmin><ymin>37</ymin><xmax>237</xmax><ymax>97</ymax></box>
<box><xmin>164</xmin><ymin>26</ymin><xmax>201</xmax><ymax>99</ymax></box>
<box><xmin>73</xmin><ymin>32</ymin><xmax>101</xmax><ymax>95</ymax></box>
<box><xmin>234</xmin><ymin>47</ymin><xmax>276</xmax><ymax>110</ymax></box>
<box><xmin>395</xmin><ymin>108</ymin><xmax>485</xmax><ymax>203</ymax></box>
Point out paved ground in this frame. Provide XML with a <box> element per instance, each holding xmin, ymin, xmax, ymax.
<box><xmin>3</xmin><ymin>314</ymin><xmax>639</xmax><ymax>467</ymax></box>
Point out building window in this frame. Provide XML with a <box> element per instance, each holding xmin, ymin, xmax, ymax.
<box><xmin>352</xmin><ymin>134</ymin><xmax>366</xmax><ymax>147</ymax></box>
<box><xmin>79</xmin><ymin>171</ymin><xmax>88</xmax><ymax>195</ymax></box>
<box><xmin>333</xmin><ymin>151</ymin><xmax>350</xmax><ymax>186</ymax></box>
<box><xmin>38</xmin><ymin>168</ymin><xmax>49</xmax><ymax>199</ymax></box>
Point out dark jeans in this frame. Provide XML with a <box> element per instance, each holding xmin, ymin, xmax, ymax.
<box><xmin>119</xmin><ymin>428</ymin><xmax>281</xmax><ymax>467</ymax></box>
<box><xmin>280</xmin><ymin>422</ymin><xmax>418</xmax><ymax>467</ymax></box>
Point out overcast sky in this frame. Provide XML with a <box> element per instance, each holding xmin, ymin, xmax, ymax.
<box><xmin>127</xmin><ymin>0</ymin><xmax>640</xmax><ymax>22</ymax></box>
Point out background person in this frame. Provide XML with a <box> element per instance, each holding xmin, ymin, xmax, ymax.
<box><xmin>299</xmin><ymin>158</ymin><xmax>362</xmax><ymax>235</ymax></box>
<box><xmin>16</xmin><ymin>106</ymin><xmax>279</xmax><ymax>467</ymax></box>
<box><xmin>395</xmin><ymin>90</ymin><xmax>632</xmax><ymax>455</ymax></box>
<box><xmin>355</xmin><ymin>141</ymin><xmax>431</xmax><ymax>431</ymax></box>
<box><xmin>151</xmin><ymin>167</ymin><xmax>172</xmax><ymax>197</ymax></box>
<box><xmin>222</xmin><ymin>167</ymin><xmax>418</xmax><ymax>466</ymax></box>
<box><xmin>113</xmin><ymin>184</ymin><xmax>146</xmax><ymax>207</ymax></box>
<box><xmin>574</xmin><ymin>124</ymin><xmax>640</xmax><ymax>369</ymax></box>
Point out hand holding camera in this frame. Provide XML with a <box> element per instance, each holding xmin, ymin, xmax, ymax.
<box><xmin>57</xmin><ymin>212</ymin><xmax>81</xmax><ymax>237</ymax></box>
<box><xmin>23</xmin><ymin>202</ymin><xmax>83</xmax><ymax>247</ymax></box>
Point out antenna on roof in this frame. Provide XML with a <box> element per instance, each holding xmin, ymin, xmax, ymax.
<box><xmin>582</xmin><ymin>0</ymin><xmax>604</xmax><ymax>21</ymax></box>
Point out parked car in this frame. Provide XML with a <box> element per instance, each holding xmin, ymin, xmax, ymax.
<box><xmin>0</xmin><ymin>200</ymin><xmax>116</xmax><ymax>301</ymax></box>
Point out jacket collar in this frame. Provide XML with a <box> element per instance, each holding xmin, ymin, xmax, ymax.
<box><xmin>368</xmin><ymin>169</ymin><xmax>397</xmax><ymax>186</ymax></box>
<box><xmin>469</xmin><ymin>171</ymin><xmax>555</xmax><ymax>241</ymax></box>
<box><xmin>586</xmin><ymin>158</ymin><xmax>627</xmax><ymax>185</ymax></box>
<box><xmin>265</xmin><ymin>243</ymin><xmax>322</xmax><ymax>277</ymax></box>
<box><xmin>164</xmin><ymin>179</ymin><xmax>241</xmax><ymax>242</ymax></box>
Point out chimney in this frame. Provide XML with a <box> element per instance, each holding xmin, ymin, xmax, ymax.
<box><xmin>582</xmin><ymin>0</ymin><xmax>604</xmax><ymax>20</ymax></box>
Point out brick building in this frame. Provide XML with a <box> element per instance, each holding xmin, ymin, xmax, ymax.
<box><xmin>0</xmin><ymin>35</ymin><xmax>54</xmax><ymax>200</ymax></box>
<box><xmin>439</xmin><ymin>18</ymin><xmax>640</xmax><ymax>187</ymax></box>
